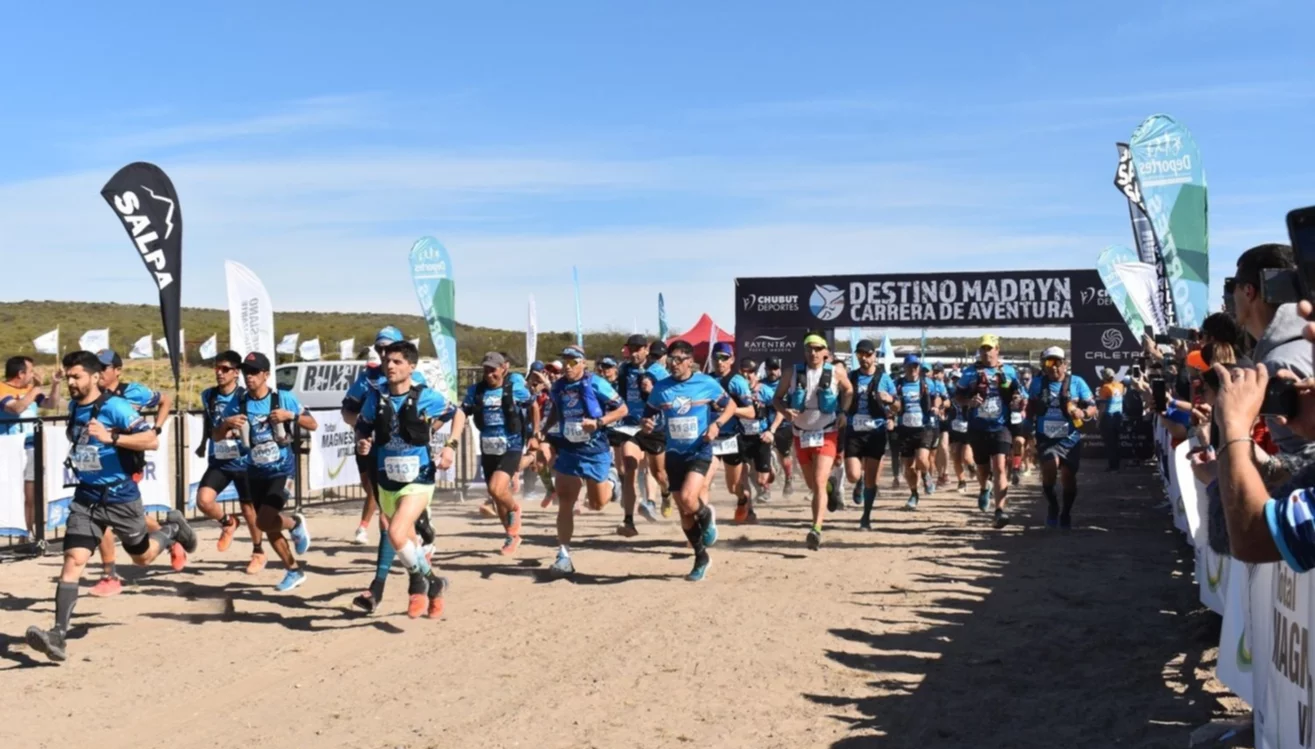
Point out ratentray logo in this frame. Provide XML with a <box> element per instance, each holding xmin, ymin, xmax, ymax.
<box><xmin>742</xmin><ymin>334</ymin><xmax>793</xmax><ymax>355</ymax></box>
<box><xmin>810</xmin><ymin>284</ymin><xmax>845</xmax><ymax>321</ymax></box>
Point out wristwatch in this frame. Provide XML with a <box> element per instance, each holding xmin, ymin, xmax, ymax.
<box><xmin>111</xmin><ymin>432</ymin><xmax>120</xmax><ymax>446</ymax></box>
<box><xmin>445</xmin><ymin>438</ymin><xmax>459</xmax><ymax>449</ymax></box>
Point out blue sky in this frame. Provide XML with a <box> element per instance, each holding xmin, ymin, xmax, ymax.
<box><xmin>3</xmin><ymin>0</ymin><xmax>1314</xmax><ymax>341</ymax></box>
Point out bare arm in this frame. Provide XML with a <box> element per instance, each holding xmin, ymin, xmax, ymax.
<box><xmin>114</xmin><ymin>429</ymin><xmax>159</xmax><ymax>452</ymax></box>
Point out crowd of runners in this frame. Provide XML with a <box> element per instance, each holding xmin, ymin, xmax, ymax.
<box><xmin>9</xmin><ymin>326</ymin><xmax>1120</xmax><ymax>663</ymax></box>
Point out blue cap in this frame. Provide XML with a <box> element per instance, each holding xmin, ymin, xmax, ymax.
<box><xmin>903</xmin><ymin>354</ymin><xmax>921</xmax><ymax>366</ymax></box>
<box><xmin>712</xmin><ymin>342</ymin><xmax>734</xmax><ymax>357</ymax></box>
<box><xmin>97</xmin><ymin>349</ymin><xmax>122</xmax><ymax>368</ymax></box>
<box><xmin>561</xmin><ymin>345</ymin><xmax>585</xmax><ymax>360</ymax></box>
<box><xmin>375</xmin><ymin>326</ymin><xmax>404</xmax><ymax>345</ymax></box>
<box><xmin>530</xmin><ymin>361</ymin><xmax>546</xmax><ymax>372</ymax></box>
<box><xmin>600</xmin><ymin>356</ymin><xmax>618</xmax><ymax>367</ymax></box>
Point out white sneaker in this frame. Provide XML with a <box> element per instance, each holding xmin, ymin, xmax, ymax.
<box><xmin>352</xmin><ymin>526</ymin><xmax>369</xmax><ymax>545</ymax></box>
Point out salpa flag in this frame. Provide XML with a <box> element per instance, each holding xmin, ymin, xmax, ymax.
<box><xmin>572</xmin><ymin>266</ymin><xmax>584</xmax><ymax>347</ymax></box>
<box><xmin>299</xmin><ymin>338</ymin><xmax>322</xmax><ymax>361</ymax></box>
<box><xmin>225</xmin><ymin>260</ymin><xmax>275</xmax><ymax>361</ymax></box>
<box><xmin>527</xmin><ymin>295</ymin><xmax>538</xmax><ymax>365</ymax></box>
<box><xmin>408</xmin><ymin>237</ymin><xmax>458</xmax><ymax>402</ymax></box>
<box><xmin>1114</xmin><ymin>143</ymin><xmax>1161</xmax><ymax>267</ymax></box>
<box><xmin>129</xmin><ymin>334</ymin><xmax>153</xmax><ymax>360</ymax></box>
<box><xmin>1129</xmin><ymin>115</ymin><xmax>1209</xmax><ymax>329</ymax></box>
<box><xmin>199</xmin><ymin>334</ymin><xmax>218</xmax><ymax>361</ymax></box>
<box><xmin>338</xmin><ymin>339</ymin><xmax>355</xmax><ymax>360</ymax></box>
<box><xmin>33</xmin><ymin>329</ymin><xmax>59</xmax><ymax>355</ymax></box>
<box><xmin>276</xmin><ymin>333</ymin><xmax>300</xmax><ymax>355</ymax></box>
<box><xmin>101</xmin><ymin>162</ymin><xmax>183</xmax><ymax>382</ymax></box>
<box><xmin>80</xmin><ymin>329</ymin><xmax>110</xmax><ymax>352</ymax></box>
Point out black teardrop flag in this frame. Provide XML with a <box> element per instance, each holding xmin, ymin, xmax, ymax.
<box><xmin>100</xmin><ymin>162</ymin><xmax>184</xmax><ymax>383</ymax></box>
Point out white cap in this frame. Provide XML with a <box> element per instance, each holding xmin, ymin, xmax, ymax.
<box><xmin>1041</xmin><ymin>346</ymin><xmax>1065</xmax><ymax>361</ymax></box>
<box><xmin>366</xmin><ymin>348</ymin><xmax>382</xmax><ymax>367</ymax></box>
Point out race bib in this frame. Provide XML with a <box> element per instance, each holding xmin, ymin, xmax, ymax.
<box><xmin>1009</xmin><ymin>411</ymin><xmax>1023</xmax><ymax>425</ymax></box>
<box><xmin>667</xmin><ymin>416</ymin><xmax>699</xmax><ymax>441</ymax></box>
<box><xmin>1043</xmin><ymin>420</ymin><xmax>1070</xmax><ymax>439</ymax></box>
<box><xmin>978</xmin><ymin>397</ymin><xmax>1002</xmax><ymax>419</ymax></box>
<box><xmin>800</xmin><ymin>430</ymin><xmax>824</xmax><ymax>449</ymax></box>
<box><xmin>71</xmin><ymin>445</ymin><xmax>102</xmax><ymax>472</ymax></box>
<box><xmin>712</xmin><ymin>436</ymin><xmax>739</xmax><ymax>456</ymax></box>
<box><xmin>251</xmin><ymin>441</ymin><xmax>281</xmax><ymax>466</ymax></box>
<box><xmin>481</xmin><ymin>435</ymin><xmax>508</xmax><ymax>456</ymax></box>
<box><xmin>901</xmin><ymin>412</ymin><xmax>924</xmax><ymax>428</ymax></box>
<box><xmin>851</xmin><ymin>414</ymin><xmax>875</xmax><ymax>432</ymax></box>
<box><xmin>563</xmin><ymin>420</ymin><xmax>589</xmax><ymax>443</ymax></box>
<box><xmin>612</xmin><ymin>424</ymin><xmax>641</xmax><ymax>437</ymax></box>
<box><xmin>384</xmin><ymin>455</ymin><xmax>421</xmax><ymax>483</ymax></box>
<box><xmin>739</xmin><ymin>418</ymin><xmax>762</xmax><ymax>435</ymax></box>
<box><xmin>951</xmin><ymin>419</ymin><xmax>968</xmax><ymax>433</ymax></box>
<box><xmin>213</xmin><ymin>439</ymin><xmax>241</xmax><ymax>461</ymax></box>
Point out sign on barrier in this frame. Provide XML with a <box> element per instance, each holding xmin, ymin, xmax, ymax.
<box><xmin>185</xmin><ymin>414</ymin><xmax>238</xmax><ymax>508</ymax></box>
<box><xmin>1252</xmin><ymin>562</ymin><xmax>1313</xmax><ymax>749</ymax></box>
<box><xmin>0</xmin><ymin>434</ymin><xmax>28</xmax><ymax>536</ymax></box>
<box><xmin>1217</xmin><ymin>558</ymin><xmax>1254</xmax><ymax>706</ymax></box>
<box><xmin>308</xmin><ymin>409</ymin><xmax>361</xmax><ymax>492</ymax></box>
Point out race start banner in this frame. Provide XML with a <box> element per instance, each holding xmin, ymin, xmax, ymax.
<box><xmin>736</xmin><ymin>269</ymin><xmax>1121</xmax><ymax>330</ymax></box>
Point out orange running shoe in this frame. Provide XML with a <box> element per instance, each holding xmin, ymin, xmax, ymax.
<box><xmin>505</xmin><ymin>504</ymin><xmax>523</xmax><ymax>536</ymax></box>
<box><xmin>169</xmin><ymin>543</ymin><xmax>187</xmax><ymax>572</ymax></box>
<box><xmin>499</xmin><ymin>535</ymin><xmax>522</xmax><ymax>556</ymax></box>
<box><xmin>216</xmin><ymin>515</ymin><xmax>238</xmax><ymax>552</ymax></box>
<box><xmin>88</xmin><ymin>576</ymin><xmax>122</xmax><ymax>597</ymax></box>
<box><xmin>407</xmin><ymin>593</ymin><xmax>427</xmax><ymax>619</ymax></box>
<box><xmin>426</xmin><ymin>576</ymin><xmax>449</xmax><ymax>619</ymax></box>
<box><xmin>733</xmin><ymin>502</ymin><xmax>749</xmax><ymax>524</ymax></box>
<box><xmin>616</xmin><ymin>523</ymin><xmax>638</xmax><ymax>538</ymax></box>
<box><xmin>246</xmin><ymin>551</ymin><xmax>267</xmax><ymax>575</ymax></box>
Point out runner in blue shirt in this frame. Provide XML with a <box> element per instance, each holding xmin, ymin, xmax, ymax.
<box><xmin>929</xmin><ymin>364</ymin><xmax>957</xmax><ymax>492</ymax></box>
<box><xmin>945</xmin><ymin>375</ymin><xmax>974</xmax><ymax>493</ymax></box>
<box><xmin>1007</xmin><ymin>366</ymin><xmax>1036</xmax><ymax>488</ymax></box>
<box><xmin>353</xmin><ymin>340</ymin><xmax>457</xmax><ymax>619</ymax></box>
<box><xmin>1027</xmin><ymin>347</ymin><xmax>1097</xmax><ymax>529</ymax></box>
<box><xmin>843</xmin><ymin>340</ymin><xmax>896</xmax><ymax>529</ymax></box>
<box><xmin>1</xmin><ymin>355</ymin><xmax>61</xmax><ymax>539</ymax></box>
<box><xmin>24</xmin><ymin>351</ymin><xmax>197</xmax><ymax>664</ymax></box>
<box><xmin>537</xmin><ymin>345</ymin><xmax>628</xmax><ymax>578</ymax></box>
<box><xmin>733</xmin><ymin>357</ymin><xmax>775</xmax><ymax>523</ymax></box>
<box><xmin>612</xmin><ymin>335</ymin><xmax>671</xmax><ymax>534</ymax></box>
<box><xmin>448</xmin><ymin>351</ymin><xmax>537</xmax><ymax>557</ymax></box>
<box><xmin>216</xmin><ymin>352</ymin><xmax>318</xmax><ymax>592</ymax></box>
<box><xmin>759</xmin><ymin>357</ymin><xmax>796</xmax><ymax>501</ymax></box>
<box><xmin>956</xmin><ymin>334</ymin><xmax>1025</xmax><ymax>528</ymax></box>
<box><xmin>891</xmin><ymin>355</ymin><xmax>943</xmax><ymax>511</ymax></box>
<box><xmin>88</xmin><ymin>349</ymin><xmax>174</xmax><ymax>596</ymax></box>
<box><xmin>643</xmin><ymin>340</ymin><xmax>731</xmax><ymax>582</ymax></box>
<box><xmin>192</xmin><ymin>350</ymin><xmax>264</xmax><ymax>574</ymax></box>
<box><xmin>707</xmin><ymin>342</ymin><xmax>757</xmax><ymax>524</ymax></box>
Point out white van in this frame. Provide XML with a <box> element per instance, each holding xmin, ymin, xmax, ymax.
<box><xmin>274</xmin><ymin>358</ymin><xmax>447</xmax><ymax>410</ymax></box>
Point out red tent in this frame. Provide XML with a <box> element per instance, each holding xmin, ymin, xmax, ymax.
<box><xmin>666</xmin><ymin>313</ymin><xmax>734</xmax><ymax>365</ymax></box>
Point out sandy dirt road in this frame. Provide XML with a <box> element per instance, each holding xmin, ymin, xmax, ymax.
<box><xmin>1</xmin><ymin>467</ymin><xmax>1242</xmax><ymax>749</ymax></box>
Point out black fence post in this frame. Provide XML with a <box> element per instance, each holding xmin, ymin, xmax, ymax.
<box><xmin>293</xmin><ymin>420</ymin><xmax>304</xmax><ymax>512</ymax></box>
<box><xmin>174</xmin><ymin>412</ymin><xmax>186</xmax><ymax>512</ymax></box>
<box><xmin>33</xmin><ymin>420</ymin><xmax>46</xmax><ymax>546</ymax></box>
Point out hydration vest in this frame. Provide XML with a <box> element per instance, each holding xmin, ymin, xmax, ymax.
<box><xmin>197</xmin><ymin>386</ymin><xmax>245</xmax><ymax>458</ymax></box>
<box><xmin>243</xmin><ymin>388</ymin><xmax>292</xmax><ymax>446</ymax></box>
<box><xmin>66</xmin><ymin>391</ymin><xmax>148</xmax><ymax>479</ymax></box>
<box><xmin>789</xmin><ymin>364</ymin><xmax>837</xmax><ymax>414</ymax></box>
<box><xmin>554</xmin><ymin>375</ymin><xmax>603</xmax><ymax>420</ymax></box>
<box><xmin>1028</xmin><ymin>375</ymin><xmax>1072</xmax><ymax>419</ymax></box>
<box><xmin>893</xmin><ymin>376</ymin><xmax>931</xmax><ymax>415</ymax></box>
<box><xmin>373</xmin><ymin>385</ymin><xmax>433</xmax><ymax>447</ymax></box>
<box><xmin>848</xmin><ymin>370</ymin><xmax>889</xmax><ymax>418</ymax></box>
<box><xmin>473</xmin><ymin>379</ymin><xmax>524</xmax><ymax>436</ymax></box>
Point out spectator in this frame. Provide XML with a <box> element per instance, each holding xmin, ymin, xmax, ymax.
<box><xmin>1</xmin><ymin>356</ymin><xmax>62</xmax><ymax>537</ymax></box>
<box><xmin>1096</xmin><ymin>368</ymin><xmax>1125</xmax><ymax>471</ymax></box>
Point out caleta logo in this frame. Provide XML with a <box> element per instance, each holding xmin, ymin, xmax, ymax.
<box><xmin>111</xmin><ymin>187</ymin><xmax>176</xmax><ymax>291</ymax></box>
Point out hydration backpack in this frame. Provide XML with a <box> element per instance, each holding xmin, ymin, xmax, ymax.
<box><xmin>66</xmin><ymin>392</ymin><xmax>147</xmax><ymax>479</ymax></box>
<box><xmin>473</xmin><ymin>379</ymin><xmax>524</xmax><ymax>437</ymax></box>
<box><xmin>373</xmin><ymin>385</ymin><xmax>433</xmax><ymax>447</ymax></box>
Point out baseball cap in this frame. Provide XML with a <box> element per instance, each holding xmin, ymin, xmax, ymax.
<box><xmin>1041</xmin><ymin>346</ymin><xmax>1065</xmax><ymax>361</ymax></box>
<box><xmin>903</xmin><ymin>354</ymin><xmax>921</xmax><ymax>367</ymax></box>
<box><xmin>547</xmin><ymin>360</ymin><xmax>563</xmax><ymax>372</ymax></box>
<box><xmin>855</xmin><ymin>339</ymin><xmax>876</xmax><ymax>354</ymax></box>
<box><xmin>530</xmin><ymin>360</ymin><xmax>545</xmax><ymax>372</ymax></box>
<box><xmin>979</xmin><ymin>334</ymin><xmax>1000</xmax><ymax>349</ymax></box>
<box><xmin>96</xmin><ymin>349</ymin><xmax>123</xmax><ymax>368</ymax></box>
<box><xmin>599</xmin><ymin>355</ymin><xmax>618</xmax><ymax>368</ymax></box>
<box><xmin>766</xmin><ymin>356</ymin><xmax>783</xmax><ymax>369</ymax></box>
<box><xmin>932</xmin><ymin>362</ymin><xmax>945</xmax><ymax>372</ymax></box>
<box><xmin>738</xmin><ymin>356</ymin><xmax>758</xmax><ymax>371</ymax></box>
<box><xmin>560</xmin><ymin>345</ymin><xmax>585</xmax><ymax>361</ymax></box>
<box><xmin>625</xmin><ymin>334</ymin><xmax>648</xmax><ymax>350</ymax></box>
<box><xmin>375</xmin><ymin>326</ymin><xmax>404</xmax><ymax>345</ymax></box>
<box><xmin>648</xmin><ymin>340</ymin><xmax>667</xmax><ymax>357</ymax></box>
<box><xmin>241</xmin><ymin>351</ymin><xmax>271</xmax><ymax>373</ymax></box>
<box><xmin>712</xmin><ymin>342</ymin><xmax>734</xmax><ymax>358</ymax></box>
<box><xmin>481</xmin><ymin>351</ymin><xmax>506</xmax><ymax>369</ymax></box>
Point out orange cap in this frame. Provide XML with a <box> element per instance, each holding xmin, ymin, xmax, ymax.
<box><xmin>1185</xmin><ymin>350</ymin><xmax>1207</xmax><ymax>372</ymax></box>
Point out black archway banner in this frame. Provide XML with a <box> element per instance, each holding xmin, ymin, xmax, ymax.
<box><xmin>736</xmin><ymin>269</ymin><xmax>1122</xmax><ymax>330</ymax></box>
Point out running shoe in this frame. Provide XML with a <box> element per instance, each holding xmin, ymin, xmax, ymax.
<box><xmin>352</xmin><ymin>525</ymin><xmax>369</xmax><ymax>545</ymax></box>
<box><xmin>827</xmin><ymin>479</ymin><xmax>843</xmax><ymax>513</ymax></box>
<box><xmin>616</xmin><ymin>522</ymin><xmax>639</xmax><ymax>538</ymax></box>
<box><xmin>686</xmin><ymin>553</ymin><xmax>711</xmax><ymax>582</ymax></box>
<box><xmin>217</xmin><ymin>514</ymin><xmax>239</xmax><ymax>552</ymax></box>
<box><xmin>1010</xmin><ymin>469</ymin><xmax>1021</xmax><ymax>487</ymax></box>
<box><xmin>24</xmin><ymin>626</ymin><xmax>66</xmax><ymax>663</ymax></box>
<box><xmin>505</xmin><ymin>504</ymin><xmax>523</xmax><ymax>536</ymax></box>
<box><xmin>1045</xmin><ymin>503</ymin><xmax>1059</xmax><ymax>529</ymax></box>
<box><xmin>661</xmin><ymin>493</ymin><xmax>674</xmax><ymax>518</ymax></box>
<box><xmin>276</xmin><ymin>569</ymin><xmax>307</xmax><ymax>592</ymax></box>
<box><xmin>993</xmin><ymin>509</ymin><xmax>1011</xmax><ymax>529</ymax></box>
<box><xmin>407</xmin><ymin>592</ymin><xmax>427</xmax><ymax>619</ymax></box>
<box><xmin>858</xmin><ymin>517</ymin><xmax>872</xmax><ymax>531</ymax></box>
<box><xmin>352</xmin><ymin>590</ymin><xmax>379</xmax><ymax>615</ymax></box>
<box><xmin>977</xmin><ymin>488</ymin><xmax>991</xmax><ymax>513</ymax></box>
<box><xmin>479</xmin><ymin>500</ymin><xmax>498</xmax><ymax>518</ymax></box>
<box><xmin>168</xmin><ymin>511</ymin><xmax>198</xmax><ymax>555</ymax></box>
<box><xmin>290</xmin><ymin>513</ymin><xmax>311</xmax><ymax>555</ymax></box>
<box><xmin>759</xmin><ymin>488</ymin><xmax>773</xmax><ymax>504</ymax></box>
<box><xmin>426</xmin><ymin>576</ymin><xmax>449</xmax><ymax>619</ymax></box>
<box><xmin>88</xmin><ymin>576</ymin><xmax>122</xmax><ymax>597</ymax></box>
<box><xmin>745</xmin><ymin>510</ymin><xmax>759</xmax><ymax>525</ymax></box>
<box><xmin>852</xmin><ymin>482</ymin><xmax>864</xmax><ymax>506</ymax></box>
<box><xmin>923</xmin><ymin>475</ymin><xmax>935</xmax><ymax>496</ymax></box>
<box><xmin>805</xmin><ymin>528</ymin><xmax>822</xmax><ymax>551</ymax></box>
<box><xmin>783</xmin><ymin>477</ymin><xmax>795</xmax><ymax>498</ymax></box>
<box><xmin>1059</xmin><ymin>513</ymin><xmax>1072</xmax><ymax>530</ymax></box>
<box><xmin>905</xmin><ymin>494</ymin><xmax>919</xmax><ymax>511</ymax></box>
<box><xmin>957</xmin><ymin>480</ymin><xmax>967</xmax><ymax>495</ymax></box>
<box><xmin>699</xmin><ymin>505</ymin><xmax>719</xmax><ymax>548</ymax></box>
<box><xmin>638</xmin><ymin>499</ymin><xmax>659</xmax><ymax>523</ymax></box>
<box><xmin>734</xmin><ymin>502</ymin><xmax>749</xmax><ymax>524</ymax></box>
<box><xmin>500</xmin><ymin>535</ymin><xmax>522</xmax><ymax>556</ymax></box>
<box><xmin>550</xmin><ymin>551</ymin><xmax>576</xmax><ymax>578</ymax></box>
<box><xmin>169</xmin><ymin>542</ymin><xmax>187</xmax><ymax>572</ymax></box>
<box><xmin>246</xmin><ymin>551</ymin><xmax>267</xmax><ymax>575</ymax></box>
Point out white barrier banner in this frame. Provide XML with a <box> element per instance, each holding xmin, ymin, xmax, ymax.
<box><xmin>1253</xmin><ymin>563</ymin><xmax>1314</xmax><ymax>749</ymax></box>
<box><xmin>186</xmin><ymin>414</ymin><xmax>239</xmax><ymax>508</ymax></box>
<box><xmin>140</xmin><ymin>421</ymin><xmax>173</xmax><ymax>513</ymax></box>
<box><xmin>1198</xmin><ymin>539</ymin><xmax>1227</xmax><ymax>617</ymax></box>
<box><xmin>0</xmin><ymin>434</ymin><xmax>28</xmax><ymax>536</ymax></box>
<box><xmin>1217</xmin><ymin>558</ymin><xmax>1254</xmax><ymax>706</ymax></box>
<box><xmin>309</xmin><ymin>409</ymin><xmax>361</xmax><ymax>491</ymax></box>
<box><xmin>1169</xmin><ymin>442</ymin><xmax>1191</xmax><ymax>536</ymax></box>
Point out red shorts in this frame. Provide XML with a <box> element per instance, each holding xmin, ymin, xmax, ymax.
<box><xmin>793</xmin><ymin>430</ymin><xmax>840</xmax><ymax>468</ymax></box>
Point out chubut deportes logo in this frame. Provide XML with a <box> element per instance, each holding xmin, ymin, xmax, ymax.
<box><xmin>810</xmin><ymin>284</ymin><xmax>845</xmax><ymax>321</ymax></box>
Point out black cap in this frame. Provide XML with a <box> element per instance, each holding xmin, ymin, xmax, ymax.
<box><xmin>932</xmin><ymin>362</ymin><xmax>945</xmax><ymax>371</ymax></box>
<box><xmin>241</xmin><ymin>351</ymin><xmax>271</xmax><ymax>373</ymax></box>
<box><xmin>738</xmin><ymin>357</ymin><xmax>758</xmax><ymax>371</ymax></box>
<box><xmin>855</xmin><ymin>339</ymin><xmax>876</xmax><ymax>354</ymax></box>
<box><xmin>625</xmin><ymin>334</ymin><xmax>648</xmax><ymax>349</ymax></box>
<box><xmin>766</xmin><ymin>356</ymin><xmax>782</xmax><ymax>369</ymax></box>
<box><xmin>648</xmin><ymin>340</ymin><xmax>668</xmax><ymax>357</ymax></box>
<box><xmin>96</xmin><ymin>349</ymin><xmax>123</xmax><ymax>368</ymax></box>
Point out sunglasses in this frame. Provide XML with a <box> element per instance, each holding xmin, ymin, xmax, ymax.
<box><xmin>670</xmin><ymin>355</ymin><xmax>693</xmax><ymax>364</ymax></box>
<box><xmin>562</xmin><ymin>357</ymin><xmax>582</xmax><ymax>366</ymax></box>
<box><xmin>714</xmin><ymin>353</ymin><xmax>732</xmax><ymax>361</ymax></box>
<box><xmin>806</xmin><ymin>345</ymin><xmax>826</xmax><ymax>353</ymax></box>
